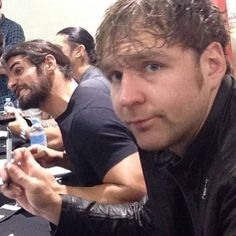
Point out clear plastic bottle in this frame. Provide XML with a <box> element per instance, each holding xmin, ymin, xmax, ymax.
<box><xmin>4</xmin><ymin>97</ymin><xmax>15</xmax><ymax>113</ymax></box>
<box><xmin>29</xmin><ymin>117</ymin><xmax>47</xmax><ymax>146</ymax></box>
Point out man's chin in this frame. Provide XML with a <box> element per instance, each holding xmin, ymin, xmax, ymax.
<box><xmin>19</xmin><ymin>101</ymin><xmax>35</xmax><ymax>110</ymax></box>
<box><xmin>136</xmin><ymin>140</ymin><xmax>158</xmax><ymax>151</ymax></box>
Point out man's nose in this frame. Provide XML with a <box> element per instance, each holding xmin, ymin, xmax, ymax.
<box><xmin>7</xmin><ymin>76</ymin><xmax>15</xmax><ymax>90</ymax></box>
<box><xmin>118</xmin><ymin>70</ymin><xmax>145</xmax><ymax>106</ymax></box>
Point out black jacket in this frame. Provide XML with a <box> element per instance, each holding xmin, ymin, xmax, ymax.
<box><xmin>52</xmin><ymin>75</ymin><xmax>236</xmax><ymax>236</ymax></box>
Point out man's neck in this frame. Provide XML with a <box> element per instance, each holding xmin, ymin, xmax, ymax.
<box><xmin>73</xmin><ymin>64</ymin><xmax>90</xmax><ymax>83</ymax></box>
<box><xmin>41</xmin><ymin>78</ymin><xmax>78</xmax><ymax>119</ymax></box>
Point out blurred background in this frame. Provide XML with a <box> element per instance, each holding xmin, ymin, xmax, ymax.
<box><xmin>2</xmin><ymin>0</ymin><xmax>236</xmax><ymax>73</ymax></box>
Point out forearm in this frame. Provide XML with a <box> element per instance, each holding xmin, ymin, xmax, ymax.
<box><xmin>45</xmin><ymin>127</ymin><xmax>64</xmax><ymax>151</ymax></box>
<box><xmin>19</xmin><ymin>125</ymin><xmax>64</xmax><ymax>151</ymax></box>
<box><xmin>51</xmin><ymin>194</ymin><xmax>150</xmax><ymax>236</ymax></box>
<box><xmin>55</xmin><ymin>183</ymin><xmax>146</xmax><ymax>204</ymax></box>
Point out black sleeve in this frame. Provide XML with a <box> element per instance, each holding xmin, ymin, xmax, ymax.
<box><xmin>72</xmin><ymin>107</ymin><xmax>138</xmax><ymax>180</ymax></box>
<box><xmin>51</xmin><ymin>195</ymin><xmax>155</xmax><ymax>236</ymax></box>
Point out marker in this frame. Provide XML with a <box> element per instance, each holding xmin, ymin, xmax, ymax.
<box><xmin>6</xmin><ymin>128</ymin><xmax>12</xmax><ymax>166</ymax></box>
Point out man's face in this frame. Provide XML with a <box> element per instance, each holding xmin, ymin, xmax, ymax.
<box><xmin>54</xmin><ymin>34</ymin><xmax>81</xmax><ymax>74</ymax></box>
<box><xmin>102</xmin><ymin>33</ymin><xmax>215</xmax><ymax>155</ymax></box>
<box><xmin>6</xmin><ymin>55</ymin><xmax>51</xmax><ymax>110</ymax></box>
<box><xmin>54</xmin><ymin>34</ymin><xmax>71</xmax><ymax>58</ymax></box>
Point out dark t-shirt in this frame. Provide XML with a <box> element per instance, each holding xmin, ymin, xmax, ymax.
<box><xmin>56</xmin><ymin>67</ymin><xmax>138</xmax><ymax>186</ymax></box>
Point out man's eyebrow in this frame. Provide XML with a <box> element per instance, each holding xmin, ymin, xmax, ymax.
<box><xmin>101</xmin><ymin>50</ymin><xmax>169</xmax><ymax>70</ymax></box>
<box><xmin>9</xmin><ymin>61</ymin><xmax>21</xmax><ymax>71</ymax></box>
<box><xmin>127</xmin><ymin>50</ymin><xmax>169</xmax><ymax>59</ymax></box>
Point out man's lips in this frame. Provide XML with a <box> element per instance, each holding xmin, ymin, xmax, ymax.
<box><xmin>126</xmin><ymin>117</ymin><xmax>154</xmax><ymax>130</ymax></box>
<box><xmin>14</xmin><ymin>87</ymin><xmax>25</xmax><ymax>98</ymax></box>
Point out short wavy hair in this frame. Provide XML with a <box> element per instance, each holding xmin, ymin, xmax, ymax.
<box><xmin>96</xmin><ymin>0</ymin><xmax>231</xmax><ymax>73</ymax></box>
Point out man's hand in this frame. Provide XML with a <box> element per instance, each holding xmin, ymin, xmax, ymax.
<box><xmin>8</xmin><ymin>112</ymin><xmax>30</xmax><ymax>139</ymax></box>
<box><xmin>0</xmin><ymin>148</ymin><xmax>62</xmax><ymax>225</ymax></box>
<box><xmin>29</xmin><ymin>145</ymin><xmax>67</xmax><ymax>168</ymax></box>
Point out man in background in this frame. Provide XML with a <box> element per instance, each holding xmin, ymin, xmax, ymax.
<box><xmin>0</xmin><ymin>0</ymin><xmax>25</xmax><ymax>110</ymax></box>
<box><xmin>1</xmin><ymin>39</ymin><xmax>146</xmax><ymax>204</ymax></box>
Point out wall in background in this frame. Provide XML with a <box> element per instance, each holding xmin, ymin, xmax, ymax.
<box><xmin>2</xmin><ymin>0</ymin><xmax>115</xmax><ymax>41</ymax></box>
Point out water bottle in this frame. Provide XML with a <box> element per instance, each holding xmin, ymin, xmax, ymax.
<box><xmin>4</xmin><ymin>98</ymin><xmax>15</xmax><ymax>113</ymax></box>
<box><xmin>29</xmin><ymin>117</ymin><xmax>47</xmax><ymax>146</ymax></box>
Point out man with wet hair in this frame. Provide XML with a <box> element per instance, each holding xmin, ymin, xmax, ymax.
<box><xmin>1</xmin><ymin>0</ymin><xmax>236</xmax><ymax>235</ymax></box>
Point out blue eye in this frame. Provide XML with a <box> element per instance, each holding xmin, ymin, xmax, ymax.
<box><xmin>109</xmin><ymin>71</ymin><xmax>123</xmax><ymax>82</ymax></box>
<box><xmin>145</xmin><ymin>63</ymin><xmax>160</xmax><ymax>72</ymax></box>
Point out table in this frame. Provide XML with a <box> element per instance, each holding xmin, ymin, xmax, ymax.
<box><xmin>0</xmin><ymin>194</ymin><xmax>51</xmax><ymax>236</ymax></box>
<box><xmin>0</xmin><ymin>124</ymin><xmax>51</xmax><ymax>236</ymax></box>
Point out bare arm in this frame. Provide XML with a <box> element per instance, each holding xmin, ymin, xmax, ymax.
<box><xmin>8</xmin><ymin>113</ymin><xmax>64</xmax><ymax>150</ymax></box>
<box><xmin>0</xmin><ymin>149</ymin><xmax>149</xmax><ymax>235</ymax></box>
<box><xmin>32</xmin><ymin>146</ymin><xmax>146</xmax><ymax>203</ymax></box>
<box><xmin>55</xmin><ymin>152</ymin><xmax>146</xmax><ymax>203</ymax></box>
<box><xmin>44</xmin><ymin>126</ymin><xmax>64</xmax><ymax>151</ymax></box>
<box><xmin>28</xmin><ymin>146</ymin><xmax>146</xmax><ymax>203</ymax></box>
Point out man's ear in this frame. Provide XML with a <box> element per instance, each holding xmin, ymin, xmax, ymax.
<box><xmin>74</xmin><ymin>44</ymin><xmax>86</xmax><ymax>59</ymax></box>
<box><xmin>44</xmin><ymin>54</ymin><xmax>57</xmax><ymax>72</ymax></box>
<box><xmin>199</xmin><ymin>42</ymin><xmax>227</xmax><ymax>89</ymax></box>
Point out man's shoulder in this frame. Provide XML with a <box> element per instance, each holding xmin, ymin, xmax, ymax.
<box><xmin>80</xmin><ymin>66</ymin><xmax>110</xmax><ymax>93</ymax></box>
<box><xmin>1</xmin><ymin>14</ymin><xmax>20</xmax><ymax>26</ymax></box>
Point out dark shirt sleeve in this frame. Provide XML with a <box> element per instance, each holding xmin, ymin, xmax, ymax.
<box><xmin>72</xmin><ymin>107</ymin><xmax>138</xmax><ymax>181</ymax></box>
<box><xmin>51</xmin><ymin>195</ymin><xmax>153</xmax><ymax>236</ymax></box>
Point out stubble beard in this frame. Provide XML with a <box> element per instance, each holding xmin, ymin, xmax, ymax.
<box><xmin>19</xmin><ymin>74</ymin><xmax>52</xmax><ymax>110</ymax></box>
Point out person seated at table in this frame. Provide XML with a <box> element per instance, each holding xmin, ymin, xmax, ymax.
<box><xmin>0</xmin><ymin>0</ymin><xmax>25</xmax><ymax>111</ymax></box>
<box><xmin>7</xmin><ymin>26</ymin><xmax>107</xmax><ymax>150</ymax></box>
<box><xmin>1</xmin><ymin>39</ymin><xmax>146</xmax><ymax>203</ymax></box>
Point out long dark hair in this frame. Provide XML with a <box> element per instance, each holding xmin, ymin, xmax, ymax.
<box><xmin>57</xmin><ymin>26</ymin><xmax>97</xmax><ymax>65</ymax></box>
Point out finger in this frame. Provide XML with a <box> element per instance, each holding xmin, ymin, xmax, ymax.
<box><xmin>14</xmin><ymin>149</ymin><xmax>41</xmax><ymax>171</ymax></box>
<box><xmin>29</xmin><ymin>145</ymin><xmax>40</xmax><ymax>154</ymax></box>
<box><xmin>1</xmin><ymin>182</ymin><xmax>23</xmax><ymax>198</ymax></box>
<box><xmin>1</xmin><ymin>163</ymin><xmax>10</xmax><ymax>183</ymax></box>
<box><xmin>6</xmin><ymin>163</ymin><xmax>35</xmax><ymax>190</ymax></box>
